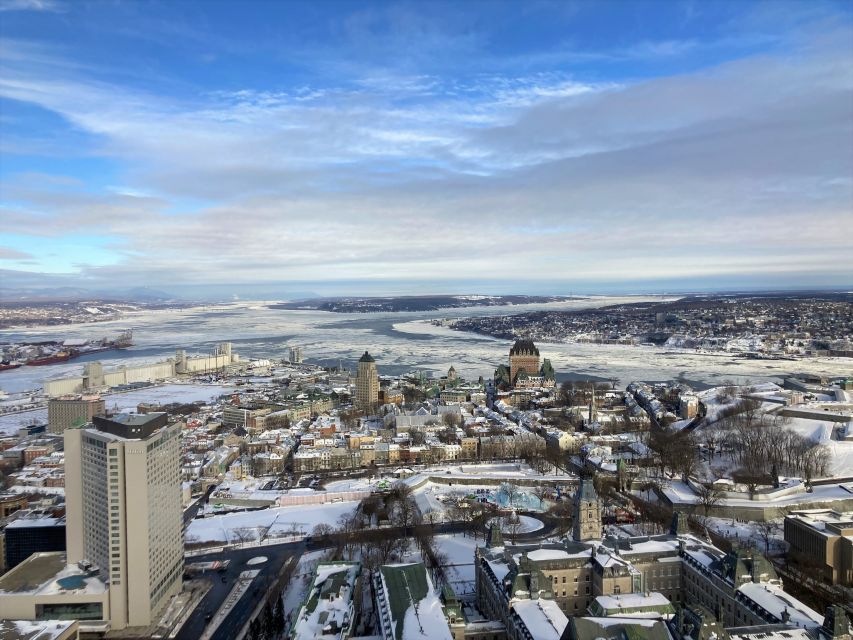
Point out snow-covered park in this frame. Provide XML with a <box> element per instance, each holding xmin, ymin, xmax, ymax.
<box><xmin>185</xmin><ymin>501</ymin><xmax>358</xmax><ymax>545</ymax></box>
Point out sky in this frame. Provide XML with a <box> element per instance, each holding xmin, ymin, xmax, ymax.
<box><xmin>1</xmin><ymin>0</ymin><xmax>852</xmax><ymax>299</ymax></box>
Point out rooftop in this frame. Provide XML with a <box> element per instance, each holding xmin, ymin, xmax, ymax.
<box><xmin>293</xmin><ymin>562</ymin><xmax>360</xmax><ymax>640</ymax></box>
<box><xmin>377</xmin><ymin>562</ymin><xmax>452</xmax><ymax>640</ymax></box>
<box><xmin>510</xmin><ymin>340</ymin><xmax>539</xmax><ymax>356</ymax></box>
<box><xmin>91</xmin><ymin>412</ymin><xmax>168</xmax><ymax>439</ymax></box>
<box><xmin>0</xmin><ymin>553</ymin><xmax>107</xmax><ymax>597</ymax></box>
<box><xmin>511</xmin><ymin>599</ymin><xmax>567</xmax><ymax>640</ymax></box>
<box><xmin>0</xmin><ymin>620</ymin><xmax>78</xmax><ymax>640</ymax></box>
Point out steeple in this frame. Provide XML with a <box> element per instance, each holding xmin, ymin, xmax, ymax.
<box><xmin>588</xmin><ymin>383</ymin><xmax>597</xmax><ymax>424</ymax></box>
<box><xmin>573</xmin><ymin>476</ymin><xmax>602</xmax><ymax>542</ymax></box>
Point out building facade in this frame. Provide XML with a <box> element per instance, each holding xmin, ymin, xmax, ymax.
<box><xmin>785</xmin><ymin>510</ymin><xmax>853</xmax><ymax>586</ymax></box>
<box><xmin>64</xmin><ymin>413</ymin><xmax>183</xmax><ymax>629</ymax></box>
<box><xmin>47</xmin><ymin>395</ymin><xmax>106</xmax><ymax>434</ymax></box>
<box><xmin>3</xmin><ymin>512</ymin><xmax>66</xmax><ymax>570</ymax></box>
<box><xmin>356</xmin><ymin>351</ymin><xmax>379</xmax><ymax>410</ymax></box>
<box><xmin>508</xmin><ymin>341</ymin><xmax>540</xmax><ymax>386</ymax></box>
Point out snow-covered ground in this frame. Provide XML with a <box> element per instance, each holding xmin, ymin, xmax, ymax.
<box><xmin>488</xmin><ymin>515</ymin><xmax>544</xmax><ymax>535</ymax></box>
<box><xmin>185</xmin><ymin>501</ymin><xmax>358</xmax><ymax>544</ymax></box>
<box><xmin>694</xmin><ymin>383</ymin><xmax>853</xmax><ymax>479</ymax></box>
<box><xmin>434</xmin><ymin>534</ymin><xmax>479</xmax><ymax>597</ymax></box>
<box><xmin>0</xmin><ymin>382</ymin><xmax>236</xmax><ymax>435</ymax></box>
<box><xmin>414</xmin><ymin>480</ymin><xmax>549</xmax><ymax>522</ymax></box>
<box><xmin>662</xmin><ymin>479</ymin><xmax>853</xmax><ymax>510</ymax></box>
<box><xmin>281</xmin><ymin>550</ymin><xmax>334</xmax><ymax>620</ymax></box>
<box><xmin>702</xmin><ymin>517</ymin><xmax>786</xmax><ymax>553</ymax></box>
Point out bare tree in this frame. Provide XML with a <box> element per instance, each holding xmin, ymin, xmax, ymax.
<box><xmin>695</xmin><ymin>483</ymin><xmax>724</xmax><ymax>519</ymax></box>
<box><xmin>754</xmin><ymin>519</ymin><xmax>781</xmax><ymax>555</ymax></box>
<box><xmin>548</xmin><ymin>501</ymin><xmax>573</xmax><ymax>537</ymax></box>
<box><xmin>505</xmin><ymin>512</ymin><xmax>523</xmax><ymax>544</ymax></box>
<box><xmin>532</xmin><ymin>484</ymin><xmax>552</xmax><ymax>508</ymax></box>
<box><xmin>230</xmin><ymin>527</ymin><xmax>256</xmax><ymax>547</ymax></box>
<box><xmin>442</xmin><ymin>412</ymin><xmax>462</xmax><ymax>429</ymax></box>
<box><xmin>503</xmin><ymin>483</ymin><xmax>520</xmax><ymax>510</ymax></box>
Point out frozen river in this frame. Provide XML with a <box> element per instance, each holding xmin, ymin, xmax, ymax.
<box><xmin>0</xmin><ymin>297</ymin><xmax>850</xmax><ymax>395</ymax></box>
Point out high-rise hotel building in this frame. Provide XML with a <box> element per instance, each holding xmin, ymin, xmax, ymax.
<box><xmin>64</xmin><ymin>412</ymin><xmax>183</xmax><ymax>628</ymax></box>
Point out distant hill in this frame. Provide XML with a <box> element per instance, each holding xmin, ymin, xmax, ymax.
<box><xmin>270</xmin><ymin>294</ymin><xmax>580</xmax><ymax>313</ymax></box>
<box><xmin>0</xmin><ymin>286</ymin><xmax>176</xmax><ymax>303</ymax></box>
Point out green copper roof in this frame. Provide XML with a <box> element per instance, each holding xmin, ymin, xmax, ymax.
<box><xmin>379</xmin><ymin>563</ymin><xmax>429</xmax><ymax>640</ymax></box>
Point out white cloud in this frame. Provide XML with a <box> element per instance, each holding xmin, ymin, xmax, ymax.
<box><xmin>0</xmin><ymin>26</ymin><xmax>851</xmax><ymax>289</ymax></box>
<box><xmin>0</xmin><ymin>0</ymin><xmax>62</xmax><ymax>12</ymax></box>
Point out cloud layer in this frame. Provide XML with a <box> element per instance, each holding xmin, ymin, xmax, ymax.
<box><xmin>0</xmin><ymin>2</ymin><xmax>851</xmax><ymax>294</ymax></box>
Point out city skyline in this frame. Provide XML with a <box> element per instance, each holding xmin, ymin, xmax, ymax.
<box><xmin>1</xmin><ymin>0</ymin><xmax>852</xmax><ymax>296</ymax></box>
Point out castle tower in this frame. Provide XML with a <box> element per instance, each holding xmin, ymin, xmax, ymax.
<box><xmin>573</xmin><ymin>476</ymin><xmax>603</xmax><ymax>542</ymax></box>
<box><xmin>355</xmin><ymin>351</ymin><xmax>379</xmax><ymax>410</ymax></box>
<box><xmin>509</xmin><ymin>339</ymin><xmax>540</xmax><ymax>386</ymax></box>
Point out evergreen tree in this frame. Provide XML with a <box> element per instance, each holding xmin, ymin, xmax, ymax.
<box><xmin>248</xmin><ymin>618</ymin><xmax>261</xmax><ymax>640</ymax></box>
<box><xmin>274</xmin><ymin>596</ymin><xmax>285</xmax><ymax>635</ymax></box>
<box><xmin>263</xmin><ymin>601</ymin><xmax>274</xmax><ymax>638</ymax></box>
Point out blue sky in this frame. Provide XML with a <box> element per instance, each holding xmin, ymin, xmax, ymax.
<box><xmin>1</xmin><ymin>0</ymin><xmax>852</xmax><ymax>298</ymax></box>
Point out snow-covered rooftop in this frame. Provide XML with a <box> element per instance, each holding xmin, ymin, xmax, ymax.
<box><xmin>511</xmin><ymin>599</ymin><xmax>568</xmax><ymax>640</ymax></box>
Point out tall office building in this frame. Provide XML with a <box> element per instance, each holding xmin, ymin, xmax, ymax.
<box><xmin>289</xmin><ymin>345</ymin><xmax>303</xmax><ymax>363</ymax></box>
<box><xmin>64</xmin><ymin>412</ymin><xmax>183</xmax><ymax>629</ymax></box>
<box><xmin>47</xmin><ymin>395</ymin><xmax>106</xmax><ymax>434</ymax></box>
<box><xmin>355</xmin><ymin>351</ymin><xmax>379</xmax><ymax>410</ymax></box>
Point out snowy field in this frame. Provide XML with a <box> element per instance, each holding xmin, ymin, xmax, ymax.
<box><xmin>185</xmin><ymin>501</ymin><xmax>358</xmax><ymax>544</ymax></box>
<box><xmin>0</xmin><ymin>383</ymin><xmax>236</xmax><ymax>435</ymax></box>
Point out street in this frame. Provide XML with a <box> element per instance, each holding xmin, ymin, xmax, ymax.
<box><xmin>175</xmin><ymin>541</ymin><xmax>305</xmax><ymax>640</ymax></box>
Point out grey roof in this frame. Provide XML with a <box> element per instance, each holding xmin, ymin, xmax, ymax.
<box><xmin>359</xmin><ymin>351</ymin><xmax>376</xmax><ymax>363</ymax></box>
<box><xmin>510</xmin><ymin>339</ymin><xmax>540</xmax><ymax>356</ymax></box>
<box><xmin>576</xmin><ymin>477</ymin><xmax>598</xmax><ymax>503</ymax></box>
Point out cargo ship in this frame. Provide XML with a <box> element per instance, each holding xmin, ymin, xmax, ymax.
<box><xmin>0</xmin><ymin>330</ymin><xmax>136</xmax><ymax>368</ymax></box>
<box><xmin>66</xmin><ymin>330</ymin><xmax>134</xmax><ymax>355</ymax></box>
<box><xmin>27</xmin><ymin>352</ymin><xmax>74</xmax><ymax>366</ymax></box>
